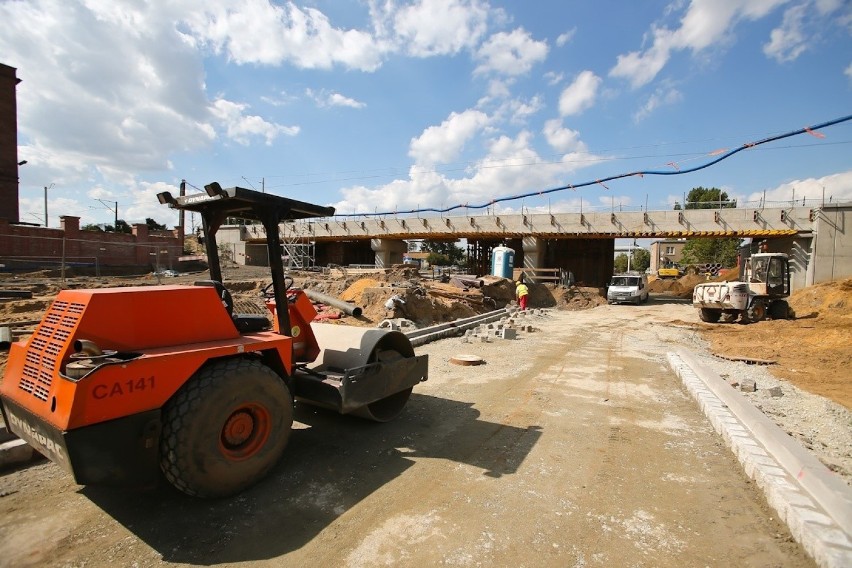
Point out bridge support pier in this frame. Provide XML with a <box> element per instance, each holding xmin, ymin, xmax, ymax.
<box><xmin>522</xmin><ymin>236</ymin><xmax>544</xmax><ymax>274</ymax></box>
<box><xmin>371</xmin><ymin>238</ymin><xmax>407</xmax><ymax>268</ymax></box>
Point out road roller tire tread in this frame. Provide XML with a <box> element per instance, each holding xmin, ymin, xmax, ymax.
<box><xmin>160</xmin><ymin>358</ymin><xmax>293</xmax><ymax>498</ymax></box>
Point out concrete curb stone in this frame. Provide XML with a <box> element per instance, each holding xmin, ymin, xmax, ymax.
<box><xmin>668</xmin><ymin>349</ymin><xmax>852</xmax><ymax>568</ymax></box>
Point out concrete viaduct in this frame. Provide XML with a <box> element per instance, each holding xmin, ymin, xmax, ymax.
<box><xmin>215</xmin><ymin>202</ymin><xmax>851</xmax><ymax>290</ymax></box>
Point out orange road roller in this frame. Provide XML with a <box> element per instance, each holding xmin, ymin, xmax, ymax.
<box><xmin>0</xmin><ymin>184</ymin><xmax>427</xmax><ymax>497</ymax></box>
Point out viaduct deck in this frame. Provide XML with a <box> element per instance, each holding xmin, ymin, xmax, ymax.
<box><xmin>264</xmin><ymin>205</ymin><xmax>814</xmax><ymax>243</ymax></box>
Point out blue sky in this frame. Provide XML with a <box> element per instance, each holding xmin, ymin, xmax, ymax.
<box><xmin>2</xmin><ymin>0</ymin><xmax>851</xmax><ymax>230</ymax></box>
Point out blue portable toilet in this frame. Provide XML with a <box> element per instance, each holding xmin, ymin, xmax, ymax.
<box><xmin>491</xmin><ymin>246</ymin><xmax>515</xmax><ymax>278</ymax></box>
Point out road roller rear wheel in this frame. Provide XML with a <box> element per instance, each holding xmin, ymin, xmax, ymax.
<box><xmin>160</xmin><ymin>358</ymin><xmax>293</xmax><ymax>498</ymax></box>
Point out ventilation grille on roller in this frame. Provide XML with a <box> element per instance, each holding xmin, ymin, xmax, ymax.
<box><xmin>19</xmin><ymin>300</ymin><xmax>84</xmax><ymax>402</ymax></box>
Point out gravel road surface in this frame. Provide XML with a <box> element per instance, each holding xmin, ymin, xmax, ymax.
<box><xmin>0</xmin><ymin>298</ymin><xmax>823</xmax><ymax>567</ymax></box>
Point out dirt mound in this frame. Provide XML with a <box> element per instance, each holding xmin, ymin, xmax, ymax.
<box><xmin>551</xmin><ymin>286</ymin><xmax>607</xmax><ymax>310</ymax></box>
<box><xmin>648</xmin><ymin>273</ymin><xmax>724</xmax><ymax>297</ymax></box>
<box><xmin>339</xmin><ymin>278</ymin><xmax>382</xmax><ymax>304</ymax></box>
<box><xmin>323</xmin><ymin>275</ymin><xmax>605</xmax><ymax>327</ymax></box>
<box><xmin>787</xmin><ymin>277</ymin><xmax>852</xmax><ymax>318</ymax></box>
<box><xmin>647</xmin><ymin>277</ymin><xmax>676</xmax><ymax>293</ymax></box>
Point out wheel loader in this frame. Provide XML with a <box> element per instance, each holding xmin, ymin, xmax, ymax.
<box><xmin>692</xmin><ymin>251</ymin><xmax>790</xmax><ymax>324</ymax></box>
<box><xmin>0</xmin><ymin>183</ymin><xmax>428</xmax><ymax>498</ymax></box>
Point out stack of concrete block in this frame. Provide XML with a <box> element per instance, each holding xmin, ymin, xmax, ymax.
<box><xmin>461</xmin><ymin>317</ymin><xmax>528</xmax><ymax>342</ymax></box>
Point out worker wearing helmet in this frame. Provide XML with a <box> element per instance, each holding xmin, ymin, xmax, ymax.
<box><xmin>515</xmin><ymin>280</ymin><xmax>529</xmax><ymax>310</ymax></box>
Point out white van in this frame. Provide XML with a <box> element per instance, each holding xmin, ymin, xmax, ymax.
<box><xmin>607</xmin><ymin>273</ymin><xmax>649</xmax><ymax>305</ymax></box>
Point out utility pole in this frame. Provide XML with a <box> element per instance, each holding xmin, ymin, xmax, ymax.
<box><xmin>43</xmin><ymin>183</ymin><xmax>54</xmax><ymax>227</ymax></box>
<box><xmin>179</xmin><ymin>180</ymin><xmax>186</xmax><ymax>236</ymax></box>
<box><xmin>95</xmin><ymin>199</ymin><xmax>119</xmax><ymax>229</ymax></box>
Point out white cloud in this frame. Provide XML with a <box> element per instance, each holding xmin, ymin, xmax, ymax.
<box><xmin>763</xmin><ymin>0</ymin><xmax>849</xmax><ymax>63</ymax></box>
<box><xmin>747</xmin><ymin>170</ymin><xmax>852</xmax><ymax>205</ymax></box>
<box><xmin>389</xmin><ymin>0</ymin><xmax>492</xmax><ymax>57</ymax></box>
<box><xmin>542</xmin><ymin>119</ymin><xmax>587</xmax><ymax>153</ymax></box>
<box><xmin>306</xmin><ymin>89</ymin><xmax>366</xmax><ymax>109</ymax></box>
<box><xmin>327</xmin><ymin>93</ymin><xmax>367</xmax><ymax>109</ymax></box>
<box><xmin>609</xmin><ymin>27</ymin><xmax>677</xmax><ymax>89</ymax></box>
<box><xmin>764</xmin><ymin>4</ymin><xmax>810</xmax><ymax>62</ymax></box>
<box><xmin>496</xmin><ymin>96</ymin><xmax>544</xmax><ymax>125</ymax></box>
<box><xmin>544</xmin><ymin>71</ymin><xmax>564</xmax><ymax>85</ymax></box>
<box><xmin>475</xmin><ymin>28</ymin><xmax>549</xmax><ymax>76</ymax></box>
<box><xmin>1</xmin><ymin>1</ymin><xmax>216</xmax><ymax>186</ymax></box>
<box><xmin>182</xmin><ymin>1</ymin><xmax>387</xmax><ymax>71</ymax></box>
<box><xmin>210</xmin><ymin>99</ymin><xmax>299</xmax><ymax>146</ymax></box>
<box><xmin>408</xmin><ymin>110</ymin><xmax>490</xmax><ymax>166</ymax></box>
<box><xmin>122</xmin><ymin>180</ymin><xmax>185</xmax><ymax>226</ymax></box>
<box><xmin>558</xmin><ymin>71</ymin><xmax>602</xmax><ymax>116</ymax></box>
<box><xmin>556</xmin><ymin>28</ymin><xmax>577</xmax><ymax>47</ymax></box>
<box><xmin>846</xmin><ymin>62</ymin><xmax>852</xmax><ymax>79</ymax></box>
<box><xmin>609</xmin><ymin>0</ymin><xmax>794</xmax><ymax>88</ymax></box>
<box><xmin>334</xmin><ymin>130</ymin><xmax>605</xmax><ymax>215</ymax></box>
<box><xmin>260</xmin><ymin>90</ymin><xmax>299</xmax><ymax>107</ymax></box>
<box><xmin>633</xmin><ymin>86</ymin><xmax>683</xmax><ymax>122</ymax></box>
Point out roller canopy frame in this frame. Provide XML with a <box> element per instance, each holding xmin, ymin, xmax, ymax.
<box><xmin>158</xmin><ymin>183</ymin><xmax>335</xmax><ymax>338</ymax></box>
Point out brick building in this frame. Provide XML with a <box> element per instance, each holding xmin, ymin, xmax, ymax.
<box><xmin>0</xmin><ymin>62</ymin><xmax>183</xmax><ymax>272</ymax></box>
<box><xmin>649</xmin><ymin>238</ymin><xmax>687</xmax><ymax>274</ymax></box>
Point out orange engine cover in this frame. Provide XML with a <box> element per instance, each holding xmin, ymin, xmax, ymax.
<box><xmin>0</xmin><ymin>285</ymin><xmax>297</xmax><ymax>431</ymax></box>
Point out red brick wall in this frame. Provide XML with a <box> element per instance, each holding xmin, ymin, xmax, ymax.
<box><xmin>0</xmin><ymin>216</ymin><xmax>183</xmax><ymax>271</ymax></box>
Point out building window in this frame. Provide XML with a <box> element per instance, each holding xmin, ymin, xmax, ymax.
<box><xmin>665</xmin><ymin>246</ymin><xmax>675</xmax><ymax>255</ymax></box>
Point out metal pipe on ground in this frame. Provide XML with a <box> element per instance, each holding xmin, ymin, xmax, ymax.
<box><xmin>304</xmin><ymin>288</ymin><xmax>363</xmax><ymax>317</ymax></box>
<box><xmin>450</xmin><ymin>276</ymin><xmax>484</xmax><ymax>288</ymax></box>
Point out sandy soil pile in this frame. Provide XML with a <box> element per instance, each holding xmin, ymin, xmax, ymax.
<box><xmin>648</xmin><ymin>267</ymin><xmax>741</xmax><ymax>297</ymax></box>
<box><xmin>700</xmin><ymin>277</ymin><xmax>852</xmax><ymax>409</ymax></box>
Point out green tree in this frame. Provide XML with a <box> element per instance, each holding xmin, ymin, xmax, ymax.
<box><xmin>683</xmin><ymin>186</ymin><xmax>736</xmax><ymax>209</ymax></box>
<box><xmin>632</xmin><ymin>248</ymin><xmax>651</xmax><ymax>271</ymax></box>
<box><xmin>674</xmin><ymin>187</ymin><xmax>739</xmax><ymax>267</ymax></box>
<box><xmin>81</xmin><ymin>223</ymin><xmax>104</xmax><ymax>232</ymax></box>
<box><xmin>421</xmin><ymin>240</ymin><xmax>465</xmax><ymax>266</ymax></box>
<box><xmin>426</xmin><ymin>252</ymin><xmax>450</xmax><ymax>266</ymax></box>
<box><xmin>114</xmin><ymin>220</ymin><xmax>132</xmax><ymax>233</ymax></box>
<box><xmin>680</xmin><ymin>238</ymin><xmax>741</xmax><ymax>266</ymax></box>
<box><xmin>614</xmin><ymin>248</ymin><xmax>650</xmax><ymax>273</ymax></box>
<box><xmin>146</xmin><ymin>218</ymin><xmax>167</xmax><ymax>230</ymax></box>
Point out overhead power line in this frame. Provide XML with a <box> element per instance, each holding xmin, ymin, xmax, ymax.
<box><xmin>341</xmin><ymin>113</ymin><xmax>852</xmax><ymax>217</ymax></box>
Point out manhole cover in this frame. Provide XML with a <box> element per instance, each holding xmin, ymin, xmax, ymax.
<box><xmin>450</xmin><ymin>354</ymin><xmax>485</xmax><ymax>366</ymax></box>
